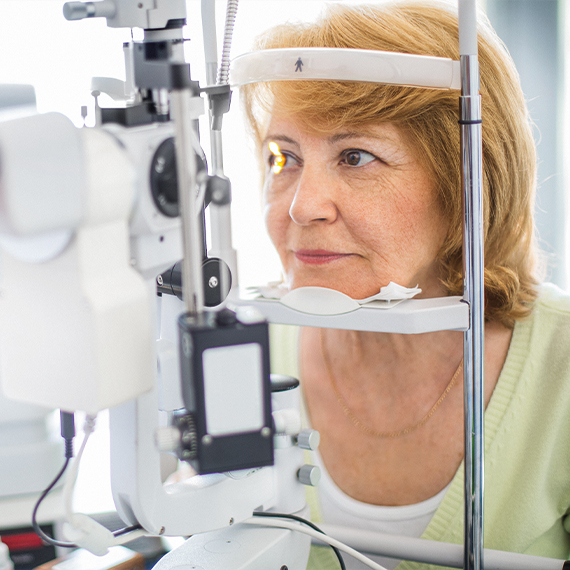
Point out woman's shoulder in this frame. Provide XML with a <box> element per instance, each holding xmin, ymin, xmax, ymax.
<box><xmin>534</xmin><ymin>282</ymin><xmax>570</xmax><ymax>314</ymax></box>
<box><xmin>524</xmin><ymin>283</ymin><xmax>570</xmax><ymax>347</ymax></box>
<box><xmin>503</xmin><ymin>282</ymin><xmax>570</xmax><ymax>399</ymax></box>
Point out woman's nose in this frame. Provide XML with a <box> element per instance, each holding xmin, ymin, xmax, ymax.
<box><xmin>288</xmin><ymin>166</ymin><xmax>338</xmax><ymax>226</ymax></box>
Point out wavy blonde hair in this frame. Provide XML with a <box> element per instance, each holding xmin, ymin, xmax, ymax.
<box><xmin>241</xmin><ymin>1</ymin><xmax>539</xmax><ymax>327</ymax></box>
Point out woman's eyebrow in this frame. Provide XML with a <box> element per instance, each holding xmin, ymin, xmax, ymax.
<box><xmin>326</xmin><ymin>131</ymin><xmax>397</xmax><ymax>145</ymax></box>
<box><xmin>262</xmin><ymin>134</ymin><xmax>298</xmax><ymax>147</ymax></box>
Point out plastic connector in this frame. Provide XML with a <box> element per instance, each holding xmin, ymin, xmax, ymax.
<box><xmin>63</xmin><ymin>514</ymin><xmax>115</xmax><ymax>556</ymax></box>
<box><xmin>60</xmin><ymin>411</ymin><xmax>75</xmax><ymax>459</ymax></box>
<box><xmin>201</xmin><ymin>84</ymin><xmax>232</xmax><ymax>131</ymax></box>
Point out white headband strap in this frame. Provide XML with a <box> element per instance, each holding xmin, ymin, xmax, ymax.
<box><xmin>230</xmin><ymin>48</ymin><xmax>461</xmax><ymax>90</ymax></box>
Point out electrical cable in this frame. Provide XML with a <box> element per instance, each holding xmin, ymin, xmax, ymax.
<box><xmin>252</xmin><ymin>512</ymin><xmax>346</xmax><ymax>570</ymax></box>
<box><xmin>113</xmin><ymin>525</ymin><xmax>143</xmax><ymax>537</ymax></box>
<box><xmin>32</xmin><ymin>458</ymin><xmax>76</xmax><ymax>548</ymax></box>
<box><xmin>31</xmin><ymin>412</ymin><xmax>145</xmax><ymax>550</ymax></box>
<box><xmin>113</xmin><ymin>528</ymin><xmax>149</xmax><ymax>545</ymax></box>
<box><xmin>245</xmin><ymin>516</ymin><xmax>389</xmax><ymax>570</ymax></box>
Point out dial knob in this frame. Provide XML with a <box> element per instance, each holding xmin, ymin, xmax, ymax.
<box><xmin>296</xmin><ymin>429</ymin><xmax>320</xmax><ymax>451</ymax></box>
<box><xmin>297</xmin><ymin>464</ymin><xmax>321</xmax><ymax>487</ymax></box>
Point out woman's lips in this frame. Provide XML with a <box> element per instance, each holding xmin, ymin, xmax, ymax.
<box><xmin>294</xmin><ymin>249</ymin><xmax>353</xmax><ymax>265</ymax></box>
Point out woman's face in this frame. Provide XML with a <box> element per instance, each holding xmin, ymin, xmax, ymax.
<box><xmin>262</xmin><ymin>116</ymin><xmax>450</xmax><ymax>300</ymax></box>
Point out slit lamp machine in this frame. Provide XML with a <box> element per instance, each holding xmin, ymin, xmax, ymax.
<box><xmin>0</xmin><ymin>1</ymin><xmax>567</xmax><ymax>570</ymax></box>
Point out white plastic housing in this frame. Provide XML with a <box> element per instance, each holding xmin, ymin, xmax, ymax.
<box><xmin>104</xmin><ymin>122</ymin><xmax>183</xmax><ymax>280</ymax></box>
<box><xmin>231</xmin><ymin>48</ymin><xmax>461</xmax><ymax>90</ymax></box>
<box><xmin>66</xmin><ymin>0</ymin><xmax>187</xmax><ymax>30</ymax></box>
<box><xmin>0</xmin><ymin>120</ymin><xmax>153</xmax><ymax>414</ymax></box>
<box><xmin>152</xmin><ymin>520</ymin><xmax>311</xmax><ymax>570</ymax></box>
<box><xmin>0</xmin><ymin>112</ymin><xmax>85</xmax><ymax>235</ymax></box>
<box><xmin>110</xmin><ymin>388</ymin><xmax>276</xmax><ymax>536</ymax></box>
<box><xmin>109</xmin><ymin>364</ymin><xmax>309</xmax><ymax>538</ymax></box>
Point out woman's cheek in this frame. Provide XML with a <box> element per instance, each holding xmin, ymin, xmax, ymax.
<box><xmin>263</xmin><ymin>198</ymin><xmax>287</xmax><ymax>250</ymax></box>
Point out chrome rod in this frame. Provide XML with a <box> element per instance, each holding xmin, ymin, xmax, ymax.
<box><xmin>460</xmin><ymin>51</ymin><xmax>485</xmax><ymax>570</ymax></box>
<box><xmin>171</xmin><ymin>89</ymin><xmax>205</xmax><ymax>316</ymax></box>
<box><xmin>201</xmin><ymin>0</ymin><xmax>238</xmax><ymax>290</ymax></box>
<box><xmin>317</xmin><ymin>524</ymin><xmax>566</xmax><ymax>570</ymax></box>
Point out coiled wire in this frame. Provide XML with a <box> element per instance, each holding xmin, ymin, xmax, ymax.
<box><xmin>216</xmin><ymin>0</ymin><xmax>239</xmax><ymax>85</ymax></box>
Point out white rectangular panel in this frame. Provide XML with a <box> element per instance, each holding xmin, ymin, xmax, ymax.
<box><xmin>203</xmin><ymin>343</ymin><xmax>264</xmax><ymax>436</ymax></box>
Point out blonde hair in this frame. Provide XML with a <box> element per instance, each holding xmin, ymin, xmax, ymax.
<box><xmin>242</xmin><ymin>1</ymin><xmax>539</xmax><ymax>327</ymax></box>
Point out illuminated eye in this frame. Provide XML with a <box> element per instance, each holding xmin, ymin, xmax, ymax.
<box><xmin>268</xmin><ymin>141</ymin><xmax>287</xmax><ymax>174</ymax></box>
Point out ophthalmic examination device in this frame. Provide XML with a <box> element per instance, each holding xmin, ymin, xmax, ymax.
<box><xmin>0</xmin><ymin>1</ymin><xmax>567</xmax><ymax>570</ymax></box>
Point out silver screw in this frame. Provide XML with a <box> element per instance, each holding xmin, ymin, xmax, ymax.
<box><xmin>208</xmin><ymin>276</ymin><xmax>219</xmax><ymax>289</ymax></box>
<box><xmin>261</xmin><ymin>427</ymin><xmax>272</xmax><ymax>438</ymax></box>
<box><xmin>202</xmin><ymin>434</ymin><xmax>213</xmax><ymax>445</ymax></box>
<box><xmin>157</xmin><ymin>275</ymin><xmax>164</xmax><ymax>286</ymax></box>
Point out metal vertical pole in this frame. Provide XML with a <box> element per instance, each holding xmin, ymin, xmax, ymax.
<box><xmin>201</xmin><ymin>0</ymin><xmax>239</xmax><ymax>288</ymax></box>
<box><xmin>459</xmin><ymin>1</ymin><xmax>485</xmax><ymax>570</ymax></box>
<box><xmin>171</xmin><ymin>88</ymin><xmax>206</xmax><ymax>316</ymax></box>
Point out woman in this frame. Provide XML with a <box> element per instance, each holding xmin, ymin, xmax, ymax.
<box><xmin>242</xmin><ymin>2</ymin><xmax>570</xmax><ymax>569</ymax></box>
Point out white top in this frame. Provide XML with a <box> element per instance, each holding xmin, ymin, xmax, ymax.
<box><xmin>314</xmin><ymin>451</ymin><xmax>449</xmax><ymax>570</ymax></box>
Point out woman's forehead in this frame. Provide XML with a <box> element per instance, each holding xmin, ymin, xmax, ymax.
<box><xmin>263</xmin><ymin>115</ymin><xmax>409</xmax><ymax>148</ymax></box>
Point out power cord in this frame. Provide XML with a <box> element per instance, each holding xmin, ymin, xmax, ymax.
<box><xmin>32</xmin><ymin>456</ymin><xmax>75</xmax><ymax>548</ymax></box>
<box><xmin>252</xmin><ymin>511</ymin><xmax>346</xmax><ymax>570</ymax></box>
<box><xmin>248</xmin><ymin>513</ymin><xmax>389</xmax><ymax>570</ymax></box>
<box><xmin>32</xmin><ymin>411</ymin><xmax>76</xmax><ymax>548</ymax></box>
<box><xmin>32</xmin><ymin>411</ymin><xmax>143</xmax><ymax>550</ymax></box>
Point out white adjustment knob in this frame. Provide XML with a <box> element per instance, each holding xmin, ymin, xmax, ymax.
<box><xmin>272</xmin><ymin>408</ymin><xmax>302</xmax><ymax>435</ymax></box>
<box><xmin>63</xmin><ymin>2</ymin><xmax>93</xmax><ymax>20</ymax></box>
<box><xmin>63</xmin><ymin>1</ymin><xmax>116</xmax><ymax>21</ymax></box>
<box><xmin>297</xmin><ymin>464</ymin><xmax>321</xmax><ymax>487</ymax></box>
<box><xmin>154</xmin><ymin>426</ymin><xmax>181</xmax><ymax>453</ymax></box>
<box><xmin>296</xmin><ymin>429</ymin><xmax>320</xmax><ymax>451</ymax></box>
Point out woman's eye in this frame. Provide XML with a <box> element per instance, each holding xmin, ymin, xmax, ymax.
<box><xmin>267</xmin><ymin>142</ymin><xmax>299</xmax><ymax>174</ymax></box>
<box><xmin>268</xmin><ymin>152</ymin><xmax>297</xmax><ymax>172</ymax></box>
<box><xmin>341</xmin><ymin>149</ymin><xmax>376</xmax><ymax>167</ymax></box>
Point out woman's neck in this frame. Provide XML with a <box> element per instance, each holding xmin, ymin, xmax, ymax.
<box><xmin>323</xmin><ymin>328</ymin><xmax>464</xmax><ymax>395</ymax></box>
